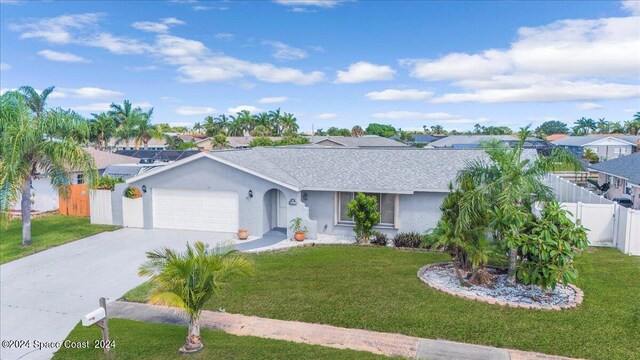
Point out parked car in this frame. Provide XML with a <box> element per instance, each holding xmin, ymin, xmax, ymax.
<box><xmin>612</xmin><ymin>197</ymin><xmax>634</xmax><ymax>208</ymax></box>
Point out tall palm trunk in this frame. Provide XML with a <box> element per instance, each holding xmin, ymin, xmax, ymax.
<box><xmin>21</xmin><ymin>177</ymin><xmax>32</xmax><ymax>246</ymax></box>
<box><xmin>180</xmin><ymin>316</ymin><xmax>203</xmax><ymax>353</ymax></box>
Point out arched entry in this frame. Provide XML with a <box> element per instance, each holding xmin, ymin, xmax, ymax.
<box><xmin>263</xmin><ymin>188</ymin><xmax>287</xmax><ymax>233</ymax></box>
<box><xmin>122</xmin><ymin>186</ymin><xmax>144</xmax><ymax>228</ymax></box>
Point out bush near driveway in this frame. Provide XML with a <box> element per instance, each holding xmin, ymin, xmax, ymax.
<box><xmin>124</xmin><ymin>246</ymin><xmax>639</xmax><ymax>360</ymax></box>
<box><xmin>0</xmin><ymin>215</ymin><xmax>119</xmax><ymax>264</ymax></box>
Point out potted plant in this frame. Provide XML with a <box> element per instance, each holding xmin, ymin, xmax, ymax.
<box><xmin>290</xmin><ymin>217</ymin><xmax>307</xmax><ymax>241</ymax></box>
<box><xmin>237</xmin><ymin>228</ymin><xmax>249</xmax><ymax>240</ymax></box>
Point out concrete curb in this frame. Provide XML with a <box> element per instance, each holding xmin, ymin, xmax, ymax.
<box><xmin>417</xmin><ymin>263</ymin><xmax>584</xmax><ymax>310</ymax></box>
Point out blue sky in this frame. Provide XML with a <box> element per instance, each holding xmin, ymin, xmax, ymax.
<box><xmin>1</xmin><ymin>0</ymin><xmax>639</xmax><ymax>132</ymax></box>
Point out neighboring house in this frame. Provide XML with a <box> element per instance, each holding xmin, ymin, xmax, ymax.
<box><xmin>114</xmin><ymin>149</ymin><xmax>200</xmax><ymax>163</ymax></box>
<box><xmin>308</xmin><ymin>135</ymin><xmax>407</xmax><ymax>147</ymax></box>
<box><xmin>106</xmin><ymin>137</ymin><xmax>168</xmax><ymax>151</ymax></box>
<box><xmin>103</xmin><ymin>164</ymin><xmax>167</xmax><ymax>180</ymax></box>
<box><xmin>429</xmin><ymin>135</ymin><xmax>554</xmax><ymax>154</ymax></box>
<box><xmin>109</xmin><ymin>147</ymin><xmax>537</xmax><ymax>240</ymax></box>
<box><xmin>390</xmin><ymin>134</ymin><xmax>444</xmax><ymax>146</ymax></box>
<box><xmin>552</xmin><ymin>135</ymin><xmax>640</xmax><ymax>161</ymax></box>
<box><xmin>546</xmin><ymin>134</ymin><xmax>568</xmax><ymax>141</ymax></box>
<box><xmin>10</xmin><ymin>148</ymin><xmax>139</xmax><ymax>213</ymax></box>
<box><xmin>588</xmin><ymin>152</ymin><xmax>640</xmax><ymax>209</ymax></box>
<box><xmin>197</xmin><ymin>135</ymin><xmax>405</xmax><ymax>150</ymax></box>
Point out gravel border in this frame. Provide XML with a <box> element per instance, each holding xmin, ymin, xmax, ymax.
<box><xmin>417</xmin><ymin>263</ymin><xmax>584</xmax><ymax>310</ymax></box>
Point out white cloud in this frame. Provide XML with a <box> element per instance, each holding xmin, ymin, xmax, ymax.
<box><xmin>0</xmin><ymin>63</ymin><xmax>11</xmax><ymax>71</ymax></box>
<box><xmin>89</xmin><ymin>33</ymin><xmax>153</xmax><ymax>54</ymax></box>
<box><xmin>10</xmin><ymin>13</ymin><xmax>101</xmax><ymax>44</ymax></box>
<box><xmin>335</xmin><ymin>61</ymin><xmax>395</xmax><ymax>83</ymax></box>
<box><xmin>624</xmin><ymin>108</ymin><xmax>638</xmax><ymax>113</ymax></box>
<box><xmin>131</xmin><ymin>18</ymin><xmax>185</xmax><ymax>33</ymax></box>
<box><xmin>68</xmin><ymin>87</ymin><xmax>124</xmax><ymax>99</ymax></box>
<box><xmin>527</xmin><ymin>116</ymin><xmax>565</xmax><ymax>122</ymax></box>
<box><xmin>228</xmin><ymin>105</ymin><xmax>264</xmax><ymax>114</ymax></box>
<box><xmin>154</xmin><ymin>35</ymin><xmax>326</xmax><ymax>85</ymax></box>
<box><xmin>37</xmin><ymin>49</ymin><xmax>89</xmax><ymax>62</ymax></box>
<box><xmin>258</xmin><ymin>96</ymin><xmax>289</xmax><ymax>104</ymax></box>
<box><xmin>274</xmin><ymin>0</ymin><xmax>346</xmax><ymax>8</ymax></box>
<box><xmin>314</xmin><ymin>113</ymin><xmax>337</xmax><ymax>119</ymax></box>
<box><xmin>124</xmin><ymin>65</ymin><xmax>160</xmax><ymax>72</ymax></box>
<box><xmin>622</xmin><ymin>0</ymin><xmax>640</xmax><ymax>15</ymax></box>
<box><xmin>577</xmin><ymin>102</ymin><xmax>603</xmax><ymax>110</ymax></box>
<box><xmin>365</xmin><ymin>89</ymin><xmax>433</xmax><ymax>101</ymax></box>
<box><xmin>214</xmin><ymin>33</ymin><xmax>235</xmax><ymax>41</ymax></box>
<box><xmin>263</xmin><ymin>41</ymin><xmax>307</xmax><ymax>60</ymax></box>
<box><xmin>175</xmin><ymin>106</ymin><xmax>217</xmax><ymax>116</ymax></box>
<box><xmin>371</xmin><ymin>111</ymin><xmax>458</xmax><ymax>120</ymax></box>
<box><xmin>403</xmin><ymin>14</ymin><xmax>640</xmax><ymax>103</ymax></box>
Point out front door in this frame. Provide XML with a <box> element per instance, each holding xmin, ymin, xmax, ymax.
<box><xmin>276</xmin><ymin>191</ymin><xmax>287</xmax><ymax>228</ymax></box>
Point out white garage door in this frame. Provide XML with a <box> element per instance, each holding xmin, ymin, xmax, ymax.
<box><xmin>152</xmin><ymin>188</ymin><xmax>239</xmax><ymax>232</ymax></box>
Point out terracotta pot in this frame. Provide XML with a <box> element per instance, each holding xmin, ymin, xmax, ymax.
<box><xmin>237</xmin><ymin>228</ymin><xmax>249</xmax><ymax>240</ymax></box>
<box><xmin>294</xmin><ymin>231</ymin><xmax>306</xmax><ymax>241</ymax></box>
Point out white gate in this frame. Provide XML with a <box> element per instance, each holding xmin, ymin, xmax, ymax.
<box><xmin>561</xmin><ymin>202</ymin><xmax>615</xmax><ymax>246</ymax></box>
<box><xmin>122</xmin><ymin>197</ymin><xmax>144</xmax><ymax>228</ymax></box>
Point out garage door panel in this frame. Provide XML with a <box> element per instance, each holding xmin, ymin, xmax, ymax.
<box><xmin>152</xmin><ymin>188</ymin><xmax>239</xmax><ymax>232</ymax></box>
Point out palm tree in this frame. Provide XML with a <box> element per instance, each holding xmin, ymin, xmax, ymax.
<box><xmin>0</xmin><ymin>91</ymin><xmax>97</xmax><ymax>246</ymax></box>
<box><xmin>211</xmin><ymin>133</ymin><xmax>230</xmax><ymax>150</ymax></box>
<box><xmin>596</xmin><ymin>118</ymin><xmax>612</xmax><ymax>134</ymax></box>
<box><xmin>457</xmin><ymin>126</ymin><xmax>581</xmax><ymax>283</ymax></box>
<box><xmin>192</xmin><ymin>122</ymin><xmax>203</xmax><ymax>134</ymax></box>
<box><xmin>132</xmin><ymin>109</ymin><xmax>162</xmax><ymax>149</ymax></box>
<box><xmin>18</xmin><ymin>86</ymin><xmax>55</xmax><ymax>119</ymax></box>
<box><xmin>90</xmin><ymin>113</ymin><xmax>116</xmax><ymax>150</ymax></box>
<box><xmin>280</xmin><ymin>112</ymin><xmax>299</xmax><ymax>135</ymax></box>
<box><xmin>139</xmin><ymin>242</ymin><xmax>253</xmax><ymax>353</ymax></box>
<box><xmin>268</xmin><ymin>109</ymin><xmax>283</xmax><ymax>135</ymax></box>
<box><xmin>351</xmin><ymin>125</ymin><xmax>364</xmax><ymax>137</ymax></box>
<box><xmin>572</xmin><ymin>117</ymin><xmax>596</xmax><ymax>135</ymax></box>
<box><xmin>227</xmin><ymin>115</ymin><xmax>246</xmax><ymax>137</ymax></box>
<box><xmin>624</xmin><ymin>112</ymin><xmax>640</xmax><ymax>135</ymax></box>
<box><xmin>109</xmin><ymin>100</ymin><xmax>150</xmax><ymax>149</ymax></box>
<box><xmin>430</xmin><ymin>125</ymin><xmax>444</xmax><ymax>135</ymax></box>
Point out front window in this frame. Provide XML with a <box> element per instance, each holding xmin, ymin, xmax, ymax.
<box><xmin>337</xmin><ymin>192</ymin><xmax>396</xmax><ymax>226</ymax></box>
<box><xmin>77</xmin><ymin>174</ymin><xmax>84</xmax><ymax>184</ymax></box>
<box><xmin>625</xmin><ymin>182</ymin><xmax>633</xmax><ymax>196</ymax></box>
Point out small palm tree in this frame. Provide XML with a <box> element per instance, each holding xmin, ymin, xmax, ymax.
<box><xmin>457</xmin><ymin>126</ymin><xmax>581</xmax><ymax>283</ymax></box>
<box><xmin>351</xmin><ymin>125</ymin><xmax>364</xmax><ymax>137</ymax></box>
<box><xmin>0</xmin><ymin>91</ymin><xmax>97</xmax><ymax>245</ymax></box>
<box><xmin>139</xmin><ymin>242</ymin><xmax>253</xmax><ymax>353</ymax></box>
<box><xmin>18</xmin><ymin>86</ymin><xmax>55</xmax><ymax>119</ymax></box>
<box><xmin>132</xmin><ymin>110</ymin><xmax>162</xmax><ymax>149</ymax></box>
<box><xmin>211</xmin><ymin>133</ymin><xmax>230</xmax><ymax>150</ymax></box>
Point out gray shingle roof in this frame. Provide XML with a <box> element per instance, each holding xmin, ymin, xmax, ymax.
<box><xmin>429</xmin><ymin>135</ymin><xmax>543</xmax><ymax>148</ymax></box>
<box><xmin>588</xmin><ymin>152</ymin><xmax>640</xmax><ymax>185</ymax></box>
<box><xmin>210</xmin><ymin>147</ymin><xmax>538</xmax><ymax>193</ymax></box>
<box><xmin>552</xmin><ymin>135</ymin><xmax>640</xmax><ymax>147</ymax></box>
<box><xmin>309</xmin><ymin>135</ymin><xmax>407</xmax><ymax>147</ymax></box>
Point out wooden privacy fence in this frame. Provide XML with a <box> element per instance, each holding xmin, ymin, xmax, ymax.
<box><xmin>59</xmin><ymin>184</ymin><xmax>90</xmax><ymax>217</ymax></box>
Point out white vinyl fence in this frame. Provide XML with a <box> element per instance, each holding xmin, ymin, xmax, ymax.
<box><xmin>89</xmin><ymin>190</ymin><xmax>113</xmax><ymax>225</ymax></box>
<box><xmin>545</xmin><ymin>174</ymin><xmax>640</xmax><ymax>255</ymax></box>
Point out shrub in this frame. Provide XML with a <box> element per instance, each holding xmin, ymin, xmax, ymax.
<box><xmin>370</xmin><ymin>232</ymin><xmax>388</xmax><ymax>246</ymax></box>
<box><xmin>346</xmin><ymin>193</ymin><xmax>380</xmax><ymax>244</ymax></box>
<box><xmin>94</xmin><ymin>175</ymin><xmax>124</xmax><ymax>190</ymax></box>
<box><xmin>124</xmin><ymin>186</ymin><xmax>142</xmax><ymax>199</ymax></box>
<box><xmin>392</xmin><ymin>232</ymin><xmax>423</xmax><ymax>248</ymax></box>
<box><xmin>516</xmin><ymin>201</ymin><xmax>589</xmax><ymax>290</ymax></box>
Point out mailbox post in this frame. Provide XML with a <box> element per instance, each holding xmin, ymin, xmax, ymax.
<box><xmin>82</xmin><ymin>297</ymin><xmax>110</xmax><ymax>354</ymax></box>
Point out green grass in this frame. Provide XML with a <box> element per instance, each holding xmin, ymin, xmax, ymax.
<box><xmin>1</xmin><ymin>215</ymin><xmax>119</xmax><ymax>264</ymax></box>
<box><xmin>124</xmin><ymin>246</ymin><xmax>640</xmax><ymax>360</ymax></box>
<box><xmin>54</xmin><ymin>319</ymin><xmax>395</xmax><ymax>359</ymax></box>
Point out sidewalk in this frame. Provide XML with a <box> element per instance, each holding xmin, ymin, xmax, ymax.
<box><xmin>108</xmin><ymin>301</ymin><xmax>580</xmax><ymax>360</ymax></box>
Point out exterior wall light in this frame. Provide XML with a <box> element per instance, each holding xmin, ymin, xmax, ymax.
<box><xmin>302</xmin><ymin>192</ymin><xmax>308</xmax><ymax>201</ymax></box>
<box><xmin>248</xmin><ymin>190</ymin><xmax>253</xmax><ymax>198</ymax></box>
<box><xmin>141</xmin><ymin>185</ymin><xmax>147</xmax><ymax>193</ymax></box>
<box><xmin>289</xmin><ymin>199</ymin><xmax>297</xmax><ymax>206</ymax></box>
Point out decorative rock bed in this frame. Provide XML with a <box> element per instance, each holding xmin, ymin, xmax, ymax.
<box><xmin>418</xmin><ymin>263</ymin><xmax>583</xmax><ymax>310</ymax></box>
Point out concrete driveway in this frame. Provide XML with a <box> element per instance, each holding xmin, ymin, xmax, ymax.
<box><xmin>0</xmin><ymin>228</ymin><xmax>283</xmax><ymax>360</ymax></box>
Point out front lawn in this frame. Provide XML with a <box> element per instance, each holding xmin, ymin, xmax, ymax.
<box><xmin>125</xmin><ymin>246</ymin><xmax>640</xmax><ymax>360</ymax></box>
<box><xmin>1</xmin><ymin>215</ymin><xmax>120</xmax><ymax>264</ymax></box>
<box><xmin>54</xmin><ymin>319</ymin><xmax>395</xmax><ymax>359</ymax></box>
